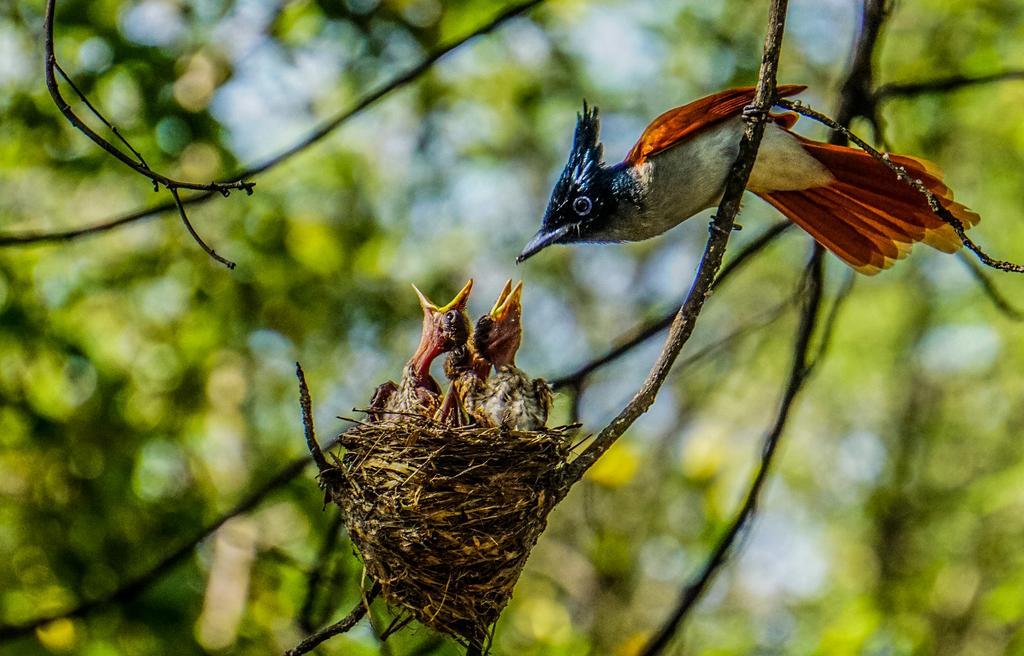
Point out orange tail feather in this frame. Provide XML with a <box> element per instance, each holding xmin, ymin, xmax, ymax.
<box><xmin>756</xmin><ymin>139</ymin><xmax>980</xmax><ymax>274</ymax></box>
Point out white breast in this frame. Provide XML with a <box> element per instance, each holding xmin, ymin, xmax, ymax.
<box><xmin>596</xmin><ymin>119</ymin><xmax>834</xmax><ymax>242</ymax></box>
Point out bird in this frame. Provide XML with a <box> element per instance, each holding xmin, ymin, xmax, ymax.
<box><xmin>466</xmin><ymin>280</ymin><xmax>552</xmax><ymax>431</ymax></box>
<box><xmin>517</xmin><ymin>85</ymin><xmax>980</xmax><ymax>274</ymax></box>
<box><xmin>434</xmin><ymin>343</ymin><xmax>489</xmax><ymax>427</ymax></box>
<box><xmin>368</xmin><ymin>279</ymin><xmax>473</xmax><ymax>423</ymax></box>
<box><xmin>435</xmin><ymin>283</ymin><xmax>518</xmax><ymax>428</ymax></box>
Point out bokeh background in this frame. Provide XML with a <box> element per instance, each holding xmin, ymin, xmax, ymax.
<box><xmin>2</xmin><ymin>0</ymin><xmax>1024</xmax><ymax>654</ymax></box>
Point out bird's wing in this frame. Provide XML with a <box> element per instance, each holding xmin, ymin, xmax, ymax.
<box><xmin>623</xmin><ymin>85</ymin><xmax>806</xmax><ymax>165</ymax></box>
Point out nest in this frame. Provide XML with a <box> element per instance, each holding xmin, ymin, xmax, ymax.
<box><xmin>319</xmin><ymin>418</ymin><xmax>577</xmax><ymax>647</ymax></box>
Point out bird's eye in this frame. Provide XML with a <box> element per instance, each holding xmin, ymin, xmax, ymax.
<box><xmin>444</xmin><ymin>310</ymin><xmax>459</xmax><ymax>325</ymax></box>
<box><xmin>573</xmin><ymin>196</ymin><xmax>593</xmax><ymax>216</ymax></box>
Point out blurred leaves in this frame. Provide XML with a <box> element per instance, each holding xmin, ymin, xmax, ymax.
<box><xmin>2</xmin><ymin>0</ymin><xmax>1024</xmax><ymax>655</ymax></box>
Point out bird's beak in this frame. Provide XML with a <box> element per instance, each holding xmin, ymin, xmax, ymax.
<box><xmin>437</xmin><ymin>279</ymin><xmax>474</xmax><ymax>313</ymax></box>
<box><xmin>480</xmin><ymin>280</ymin><xmax>524</xmax><ymax>367</ymax></box>
<box><xmin>516</xmin><ymin>224</ymin><xmax>574</xmax><ymax>264</ymax></box>
<box><xmin>409</xmin><ymin>279</ymin><xmax>473</xmax><ymax>378</ymax></box>
<box><xmin>489</xmin><ymin>279</ymin><xmax>513</xmax><ymax>316</ymax></box>
<box><xmin>490</xmin><ymin>280</ymin><xmax>523</xmax><ymax>322</ymax></box>
<box><xmin>412</xmin><ymin>279</ymin><xmax>474</xmax><ymax>313</ymax></box>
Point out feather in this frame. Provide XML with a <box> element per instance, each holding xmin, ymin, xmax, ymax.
<box><xmin>757</xmin><ymin>138</ymin><xmax>980</xmax><ymax>274</ymax></box>
<box><xmin>624</xmin><ymin>85</ymin><xmax>807</xmax><ymax>165</ymax></box>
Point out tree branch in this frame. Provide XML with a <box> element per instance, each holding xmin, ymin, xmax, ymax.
<box><xmin>284</xmin><ymin>583</ymin><xmax>381</xmax><ymax>656</ymax></box>
<box><xmin>561</xmin><ymin>0</ymin><xmax>791</xmax><ymax>485</ymax></box>
<box><xmin>297</xmin><ymin>363</ymin><xmax>330</xmax><ymax>473</ymax></box>
<box><xmin>876</xmin><ymin>70</ymin><xmax>1024</xmax><ymax>100</ymax></box>
<box><xmin>958</xmin><ymin>253</ymin><xmax>1024</xmax><ymax>320</ymax></box>
<box><xmin>0</xmin><ymin>197</ymin><xmax>184</xmax><ymax>246</ymax></box>
<box><xmin>638</xmin><ymin>2</ymin><xmax>891</xmax><ymax>650</ymax></box>
<box><xmin>53</xmin><ymin>61</ymin><xmax>150</xmax><ymax>169</ymax></box>
<box><xmin>170</xmin><ymin>187</ymin><xmax>236</xmax><ymax>269</ymax></box>
<box><xmin>44</xmin><ymin>0</ymin><xmax>253</xmax><ymax>195</ymax></box>
<box><xmin>4</xmin><ymin>0</ymin><xmax>545</xmax><ymax>247</ymax></box>
<box><xmin>638</xmin><ymin>248</ymin><xmax>825</xmax><ymax>656</ymax></box>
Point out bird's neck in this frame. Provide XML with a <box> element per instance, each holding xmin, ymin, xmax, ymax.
<box><xmin>472</xmin><ymin>356</ymin><xmax>491</xmax><ymax>379</ymax></box>
<box><xmin>405</xmin><ymin>345</ymin><xmax>439</xmax><ymax>385</ymax></box>
<box><xmin>607</xmin><ymin>161</ymin><xmax>649</xmax><ymax>209</ymax></box>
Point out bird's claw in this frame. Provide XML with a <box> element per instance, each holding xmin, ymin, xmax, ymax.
<box><xmin>708</xmin><ymin>221</ymin><xmax>731</xmax><ymax>237</ymax></box>
<box><xmin>741</xmin><ymin>104</ymin><xmax>766</xmax><ymax>124</ymax></box>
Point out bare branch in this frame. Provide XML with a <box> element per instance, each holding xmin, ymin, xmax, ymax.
<box><xmin>638</xmin><ymin>3</ymin><xmax>891</xmax><ymax>650</ymax></box>
<box><xmin>297</xmin><ymin>362</ymin><xmax>330</xmax><ymax>473</ymax></box>
<box><xmin>43</xmin><ymin>0</ymin><xmax>253</xmax><ymax>195</ymax></box>
<box><xmin>876</xmin><ymin>70</ymin><xmax>1024</xmax><ymax>100</ymax></box>
<box><xmin>959</xmin><ymin>253</ymin><xmax>1024</xmax><ymax>320</ymax></box>
<box><xmin>562</xmin><ymin>0</ymin><xmax>791</xmax><ymax>485</ymax></box>
<box><xmin>53</xmin><ymin>61</ymin><xmax>149</xmax><ymax>169</ymax></box>
<box><xmin>4</xmin><ymin>0</ymin><xmax>546</xmax><ymax>247</ymax></box>
<box><xmin>284</xmin><ymin>584</ymin><xmax>381</xmax><ymax>656</ymax></box>
<box><xmin>808</xmin><ymin>271</ymin><xmax>855</xmax><ymax>368</ymax></box>
<box><xmin>549</xmin><ymin>221</ymin><xmax>791</xmax><ymax>391</ymax></box>
<box><xmin>638</xmin><ymin>249</ymin><xmax>825</xmax><ymax>656</ymax></box>
<box><xmin>0</xmin><ymin>197</ymin><xmax>185</xmax><ymax>246</ymax></box>
<box><xmin>833</xmin><ymin>0</ymin><xmax>891</xmax><ymax>129</ymax></box>
<box><xmin>170</xmin><ymin>188</ymin><xmax>236</xmax><ymax>269</ymax></box>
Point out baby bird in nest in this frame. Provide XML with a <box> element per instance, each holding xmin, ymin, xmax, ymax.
<box><xmin>467</xmin><ymin>280</ymin><xmax>552</xmax><ymax>431</ymax></box>
<box><xmin>435</xmin><ymin>343</ymin><xmax>488</xmax><ymax>426</ymax></box>
<box><xmin>369</xmin><ymin>279</ymin><xmax>473</xmax><ymax>422</ymax></box>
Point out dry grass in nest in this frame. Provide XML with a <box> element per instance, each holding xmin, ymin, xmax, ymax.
<box><xmin>318</xmin><ymin>418</ymin><xmax>578</xmax><ymax>647</ymax></box>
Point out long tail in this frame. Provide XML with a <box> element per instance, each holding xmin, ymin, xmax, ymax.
<box><xmin>756</xmin><ymin>137</ymin><xmax>980</xmax><ymax>275</ymax></box>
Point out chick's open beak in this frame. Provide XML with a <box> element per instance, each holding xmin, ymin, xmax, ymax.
<box><xmin>438</xmin><ymin>279</ymin><xmax>474</xmax><ymax>313</ymax></box>
<box><xmin>477</xmin><ymin>280</ymin><xmax>523</xmax><ymax>367</ymax></box>
<box><xmin>409</xmin><ymin>279</ymin><xmax>474</xmax><ymax>378</ymax></box>
<box><xmin>412</xmin><ymin>278</ymin><xmax>474</xmax><ymax>314</ymax></box>
<box><xmin>490</xmin><ymin>280</ymin><xmax>523</xmax><ymax>323</ymax></box>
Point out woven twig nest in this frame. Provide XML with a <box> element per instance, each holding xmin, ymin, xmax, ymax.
<box><xmin>319</xmin><ymin>418</ymin><xmax>577</xmax><ymax>647</ymax></box>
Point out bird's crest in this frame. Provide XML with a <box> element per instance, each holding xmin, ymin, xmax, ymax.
<box><xmin>564</xmin><ymin>100</ymin><xmax>604</xmax><ymax>192</ymax></box>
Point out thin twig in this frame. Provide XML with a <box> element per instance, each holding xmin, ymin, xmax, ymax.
<box><xmin>561</xmin><ymin>0</ymin><xmax>791</xmax><ymax>485</ymax></box>
<box><xmin>639</xmin><ymin>2</ymin><xmax>887</xmax><ymax>650</ymax></box>
<box><xmin>833</xmin><ymin>0</ymin><xmax>891</xmax><ymax>132</ymax></box>
<box><xmin>959</xmin><ymin>253</ymin><xmax>1024</xmax><ymax>321</ymax></box>
<box><xmin>43</xmin><ymin>0</ymin><xmax>253</xmax><ymax>194</ymax></box>
<box><xmin>297</xmin><ymin>362</ymin><xmax>330</xmax><ymax>473</ymax></box>
<box><xmin>284</xmin><ymin>584</ymin><xmax>381</xmax><ymax>656</ymax></box>
<box><xmin>549</xmin><ymin>221</ymin><xmax>791</xmax><ymax>391</ymax></box>
<box><xmin>236</xmin><ymin>0</ymin><xmax>544</xmax><ymax>181</ymax></box>
<box><xmin>53</xmin><ymin>61</ymin><xmax>149</xmax><ymax>169</ymax></box>
<box><xmin>777</xmin><ymin>97</ymin><xmax>1024</xmax><ymax>274</ymax></box>
<box><xmin>0</xmin><ymin>197</ymin><xmax>183</xmax><ymax>245</ymax></box>
<box><xmin>169</xmin><ymin>188</ymin><xmax>236</xmax><ymax>269</ymax></box>
<box><xmin>876</xmin><ymin>70</ymin><xmax>1024</xmax><ymax>99</ymax></box>
<box><xmin>808</xmin><ymin>270</ymin><xmax>855</xmax><ymax>368</ymax></box>
<box><xmin>5</xmin><ymin>0</ymin><xmax>546</xmax><ymax>247</ymax></box>
<box><xmin>638</xmin><ymin>249</ymin><xmax>825</xmax><ymax>656</ymax></box>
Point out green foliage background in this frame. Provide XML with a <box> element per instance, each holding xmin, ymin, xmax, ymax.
<box><xmin>2</xmin><ymin>0</ymin><xmax>1024</xmax><ymax>654</ymax></box>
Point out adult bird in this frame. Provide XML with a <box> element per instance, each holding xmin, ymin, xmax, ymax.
<box><xmin>467</xmin><ymin>280</ymin><xmax>552</xmax><ymax>431</ymax></box>
<box><xmin>368</xmin><ymin>280</ymin><xmax>473</xmax><ymax>422</ymax></box>
<box><xmin>518</xmin><ymin>85</ymin><xmax>980</xmax><ymax>274</ymax></box>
